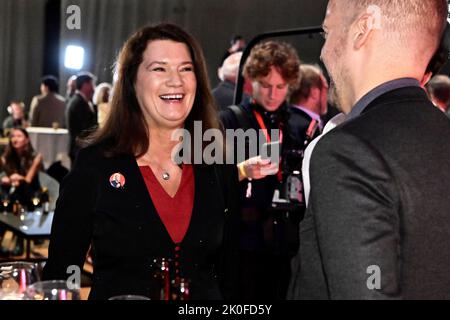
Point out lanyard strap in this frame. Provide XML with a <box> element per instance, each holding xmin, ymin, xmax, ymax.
<box><xmin>252</xmin><ymin>110</ymin><xmax>283</xmax><ymax>143</ymax></box>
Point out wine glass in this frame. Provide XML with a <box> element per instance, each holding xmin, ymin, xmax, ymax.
<box><xmin>0</xmin><ymin>262</ymin><xmax>41</xmax><ymax>300</ymax></box>
<box><xmin>25</xmin><ymin>280</ymin><xmax>80</xmax><ymax>300</ymax></box>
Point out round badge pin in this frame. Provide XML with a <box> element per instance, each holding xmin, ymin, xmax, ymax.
<box><xmin>109</xmin><ymin>172</ymin><xmax>126</xmax><ymax>189</ymax></box>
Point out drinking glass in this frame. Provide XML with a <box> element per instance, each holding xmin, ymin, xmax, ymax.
<box><xmin>0</xmin><ymin>262</ymin><xmax>41</xmax><ymax>300</ymax></box>
<box><xmin>25</xmin><ymin>280</ymin><xmax>80</xmax><ymax>300</ymax></box>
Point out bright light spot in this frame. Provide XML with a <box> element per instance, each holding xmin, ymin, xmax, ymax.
<box><xmin>64</xmin><ymin>45</ymin><xmax>84</xmax><ymax>70</ymax></box>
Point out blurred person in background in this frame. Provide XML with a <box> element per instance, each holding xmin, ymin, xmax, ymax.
<box><xmin>29</xmin><ymin>75</ymin><xmax>66</xmax><ymax>128</ymax></box>
<box><xmin>66</xmin><ymin>75</ymin><xmax>77</xmax><ymax>100</ymax></box>
<box><xmin>0</xmin><ymin>128</ymin><xmax>43</xmax><ymax>256</ymax></box>
<box><xmin>66</xmin><ymin>72</ymin><xmax>98</xmax><ymax>164</ymax></box>
<box><xmin>3</xmin><ymin>101</ymin><xmax>28</xmax><ymax>131</ymax></box>
<box><xmin>93</xmin><ymin>82</ymin><xmax>112</xmax><ymax>128</ymax></box>
<box><xmin>213</xmin><ymin>52</ymin><xmax>249</xmax><ymax>110</ymax></box>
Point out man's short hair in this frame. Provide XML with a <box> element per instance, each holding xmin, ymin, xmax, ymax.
<box><xmin>75</xmin><ymin>71</ymin><xmax>96</xmax><ymax>90</ymax></box>
<box><xmin>41</xmin><ymin>75</ymin><xmax>59</xmax><ymax>93</ymax></box>
<box><xmin>426</xmin><ymin>75</ymin><xmax>450</xmax><ymax>105</ymax></box>
<box><xmin>339</xmin><ymin>0</ymin><xmax>447</xmax><ymax>52</ymax></box>
<box><xmin>290</xmin><ymin>65</ymin><xmax>324</xmax><ymax>104</ymax></box>
<box><xmin>220</xmin><ymin>52</ymin><xmax>242</xmax><ymax>82</ymax></box>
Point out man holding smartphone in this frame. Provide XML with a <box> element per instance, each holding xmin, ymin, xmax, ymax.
<box><xmin>220</xmin><ymin>40</ymin><xmax>301</xmax><ymax>300</ymax></box>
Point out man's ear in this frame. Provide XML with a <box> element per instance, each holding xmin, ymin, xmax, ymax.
<box><xmin>420</xmin><ymin>71</ymin><xmax>433</xmax><ymax>87</ymax></box>
<box><xmin>352</xmin><ymin>13</ymin><xmax>377</xmax><ymax>50</ymax></box>
<box><xmin>310</xmin><ymin>87</ymin><xmax>321</xmax><ymax>101</ymax></box>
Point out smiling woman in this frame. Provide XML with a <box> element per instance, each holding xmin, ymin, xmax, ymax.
<box><xmin>43</xmin><ymin>23</ymin><xmax>240</xmax><ymax>300</ymax></box>
<box><xmin>134</xmin><ymin>40</ymin><xmax>197</xmax><ymax>131</ymax></box>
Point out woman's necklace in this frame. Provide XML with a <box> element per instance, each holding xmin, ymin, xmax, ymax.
<box><xmin>151</xmin><ymin>162</ymin><xmax>171</xmax><ymax>181</ymax></box>
<box><xmin>141</xmin><ymin>153</ymin><xmax>179</xmax><ymax>181</ymax></box>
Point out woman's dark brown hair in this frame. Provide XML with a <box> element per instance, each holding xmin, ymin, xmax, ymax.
<box><xmin>2</xmin><ymin>128</ymin><xmax>36</xmax><ymax>175</ymax></box>
<box><xmin>88</xmin><ymin>23</ymin><xmax>220</xmax><ymax>158</ymax></box>
<box><xmin>243</xmin><ymin>40</ymin><xmax>301</xmax><ymax>88</ymax></box>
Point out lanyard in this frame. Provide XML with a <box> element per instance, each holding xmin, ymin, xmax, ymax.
<box><xmin>252</xmin><ymin>110</ymin><xmax>283</xmax><ymax>143</ymax></box>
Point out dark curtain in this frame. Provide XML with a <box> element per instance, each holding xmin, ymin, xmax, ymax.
<box><xmin>59</xmin><ymin>0</ymin><xmax>327</xmax><ymax>91</ymax></box>
<box><xmin>0</xmin><ymin>0</ymin><xmax>46</xmax><ymax>122</ymax></box>
<box><xmin>0</xmin><ymin>0</ymin><xmax>328</xmax><ymax>124</ymax></box>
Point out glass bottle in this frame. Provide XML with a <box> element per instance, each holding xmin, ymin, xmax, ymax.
<box><xmin>40</xmin><ymin>187</ymin><xmax>49</xmax><ymax>214</ymax></box>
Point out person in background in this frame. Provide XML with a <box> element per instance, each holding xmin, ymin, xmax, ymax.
<box><xmin>3</xmin><ymin>102</ymin><xmax>27</xmax><ymax>131</ymax></box>
<box><xmin>93</xmin><ymin>82</ymin><xmax>112</xmax><ymax>128</ymax></box>
<box><xmin>288</xmin><ymin>64</ymin><xmax>329</xmax><ymax>146</ymax></box>
<box><xmin>426</xmin><ymin>74</ymin><xmax>450</xmax><ymax>115</ymax></box>
<box><xmin>66</xmin><ymin>72</ymin><xmax>98</xmax><ymax>164</ymax></box>
<box><xmin>2</xmin><ymin>101</ymin><xmax>28</xmax><ymax>131</ymax></box>
<box><xmin>213</xmin><ymin>52</ymin><xmax>249</xmax><ymax>110</ymax></box>
<box><xmin>29</xmin><ymin>75</ymin><xmax>66</xmax><ymax>128</ymax></box>
<box><xmin>0</xmin><ymin>128</ymin><xmax>43</xmax><ymax>256</ymax></box>
<box><xmin>66</xmin><ymin>75</ymin><xmax>77</xmax><ymax>100</ymax></box>
<box><xmin>289</xmin><ymin>0</ymin><xmax>450</xmax><ymax>299</ymax></box>
<box><xmin>43</xmin><ymin>23</ymin><xmax>239</xmax><ymax>300</ymax></box>
<box><xmin>220</xmin><ymin>40</ymin><xmax>301</xmax><ymax>300</ymax></box>
<box><xmin>221</xmin><ymin>34</ymin><xmax>246</xmax><ymax>64</ymax></box>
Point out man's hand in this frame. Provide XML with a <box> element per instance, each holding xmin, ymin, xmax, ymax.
<box><xmin>238</xmin><ymin>156</ymin><xmax>279</xmax><ymax>181</ymax></box>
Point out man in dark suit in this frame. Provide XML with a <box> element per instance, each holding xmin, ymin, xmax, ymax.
<box><xmin>289</xmin><ymin>0</ymin><xmax>450</xmax><ymax>299</ymax></box>
<box><xmin>66</xmin><ymin>72</ymin><xmax>98</xmax><ymax>164</ymax></box>
<box><xmin>288</xmin><ymin>64</ymin><xmax>329</xmax><ymax>147</ymax></box>
<box><xmin>212</xmin><ymin>52</ymin><xmax>250</xmax><ymax>110</ymax></box>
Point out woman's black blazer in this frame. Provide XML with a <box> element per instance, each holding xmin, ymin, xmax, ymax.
<box><xmin>43</xmin><ymin>142</ymin><xmax>240</xmax><ymax>300</ymax></box>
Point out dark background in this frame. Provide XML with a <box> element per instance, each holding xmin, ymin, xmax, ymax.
<box><xmin>0</xmin><ymin>0</ymin><xmax>448</xmax><ymax>124</ymax></box>
<box><xmin>0</xmin><ymin>0</ymin><xmax>329</xmax><ymax>122</ymax></box>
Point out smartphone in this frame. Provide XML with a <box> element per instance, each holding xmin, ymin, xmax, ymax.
<box><xmin>260</xmin><ymin>141</ymin><xmax>281</xmax><ymax>163</ymax></box>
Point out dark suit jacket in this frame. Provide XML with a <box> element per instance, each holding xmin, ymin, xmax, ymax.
<box><xmin>66</xmin><ymin>93</ymin><xmax>98</xmax><ymax>159</ymax></box>
<box><xmin>213</xmin><ymin>81</ymin><xmax>236</xmax><ymax>111</ymax></box>
<box><xmin>43</xmin><ymin>142</ymin><xmax>240</xmax><ymax>300</ymax></box>
<box><xmin>286</xmin><ymin>106</ymin><xmax>320</xmax><ymax>151</ymax></box>
<box><xmin>289</xmin><ymin>87</ymin><xmax>450</xmax><ymax>299</ymax></box>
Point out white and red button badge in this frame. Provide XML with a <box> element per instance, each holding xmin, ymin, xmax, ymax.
<box><xmin>109</xmin><ymin>172</ymin><xmax>126</xmax><ymax>189</ymax></box>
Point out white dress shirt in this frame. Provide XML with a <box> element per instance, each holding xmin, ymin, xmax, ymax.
<box><xmin>302</xmin><ymin>113</ymin><xmax>347</xmax><ymax>206</ymax></box>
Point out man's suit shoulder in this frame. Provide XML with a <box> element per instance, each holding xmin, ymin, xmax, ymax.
<box><xmin>67</xmin><ymin>94</ymin><xmax>86</xmax><ymax>109</ymax></box>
